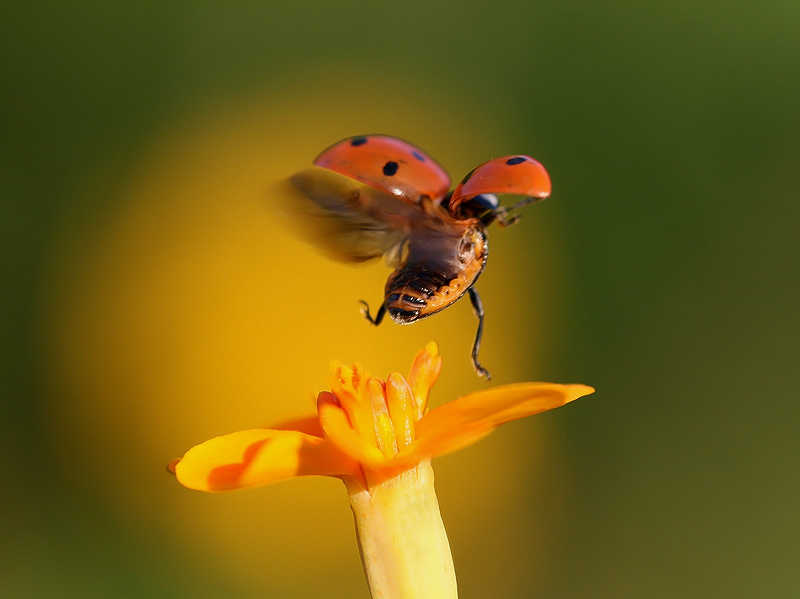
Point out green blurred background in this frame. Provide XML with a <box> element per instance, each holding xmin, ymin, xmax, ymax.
<box><xmin>2</xmin><ymin>2</ymin><xmax>799</xmax><ymax>598</ymax></box>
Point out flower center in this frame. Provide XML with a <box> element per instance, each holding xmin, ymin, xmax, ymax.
<box><xmin>315</xmin><ymin>342</ymin><xmax>442</xmax><ymax>480</ymax></box>
<box><xmin>328</xmin><ymin>363</ymin><xmax>420</xmax><ymax>459</ymax></box>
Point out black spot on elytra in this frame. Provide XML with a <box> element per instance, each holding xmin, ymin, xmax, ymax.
<box><xmin>412</xmin><ymin>151</ymin><xmax>426</xmax><ymax>162</ymax></box>
<box><xmin>383</xmin><ymin>161</ymin><xmax>399</xmax><ymax>176</ymax></box>
<box><xmin>506</xmin><ymin>156</ymin><xmax>527</xmax><ymax>165</ymax></box>
<box><xmin>461</xmin><ymin>168</ymin><xmax>476</xmax><ymax>184</ymax></box>
<box><xmin>350</xmin><ymin>137</ymin><xmax>368</xmax><ymax>146</ymax></box>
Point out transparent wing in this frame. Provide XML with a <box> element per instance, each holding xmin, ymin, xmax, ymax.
<box><xmin>275</xmin><ymin>166</ymin><xmax>421</xmax><ymax>264</ymax></box>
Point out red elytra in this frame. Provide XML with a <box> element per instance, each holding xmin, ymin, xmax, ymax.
<box><xmin>449</xmin><ymin>155</ymin><xmax>551</xmax><ymax>215</ymax></box>
<box><xmin>314</xmin><ymin>135</ymin><xmax>451</xmax><ymax>202</ymax></box>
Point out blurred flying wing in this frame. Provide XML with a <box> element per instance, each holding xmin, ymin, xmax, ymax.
<box><xmin>276</xmin><ymin>166</ymin><xmax>421</xmax><ymax>264</ymax></box>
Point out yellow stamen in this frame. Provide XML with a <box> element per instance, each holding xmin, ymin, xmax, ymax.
<box><xmin>330</xmin><ymin>363</ymin><xmax>377</xmax><ymax>448</ymax></box>
<box><xmin>369</xmin><ymin>378</ymin><xmax>398</xmax><ymax>459</ymax></box>
<box><xmin>386</xmin><ymin>373</ymin><xmax>415</xmax><ymax>450</ymax></box>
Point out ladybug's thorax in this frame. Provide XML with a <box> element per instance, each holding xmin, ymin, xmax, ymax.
<box><xmin>385</xmin><ymin>221</ymin><xmax>488</xmax><ymax>323</ymax></box>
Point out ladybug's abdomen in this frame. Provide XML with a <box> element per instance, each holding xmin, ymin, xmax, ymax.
<box><xmin>384</xmin><ymin>222</ymin><xmax>488</xmax><ymax>324</ymax></box>
<box><xmin>386</xmin><ymin>268</ymin><xmax>454</xmax><ymax>323</ymax></box>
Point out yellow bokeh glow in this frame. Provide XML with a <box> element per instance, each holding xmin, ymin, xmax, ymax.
<box><xmin>42</xmin><ymin>69</ymin><xmax>567</xmax><ymax>598</ymax></box>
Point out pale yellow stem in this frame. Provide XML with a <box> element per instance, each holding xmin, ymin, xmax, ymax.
<box><xmin>345</xmin><ymin>460</ymin><xmax>457</xmax><ymax>599</ymax></box>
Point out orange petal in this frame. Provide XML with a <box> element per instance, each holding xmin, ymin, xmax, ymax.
<box><xmin>173</xmin><ymin>428</ymin><xmax>360</xmax><ymax>492</ymax></box>
<box><xmin>407</xmin><ymin>342</ymin><xmax>442</xmax><ymax>417</ymax></box>
<box><xmin>397</xmin><ymin>383</ymin><xmax>595</xmax><ymax>461</ymax></box>
<box><xmin>317</xmin><ymin>391</ymin><xmax>387</xmax><ymax>468</ymax></box>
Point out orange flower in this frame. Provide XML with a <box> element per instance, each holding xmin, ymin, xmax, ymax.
<box><xmin>172</xmin><ymin>342</ymin><xmax>593</xmax><ymax>492</ymax></box>
<box><xmin>170</xmin><ymin>343</ymin><xmax>593</xmax><ymax>599</ymax></box>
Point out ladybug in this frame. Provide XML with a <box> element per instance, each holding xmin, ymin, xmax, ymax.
<box><xmin>283</xmin><ymin>135</ymin><xmax>551</xmax><ymax>379</ymax></box>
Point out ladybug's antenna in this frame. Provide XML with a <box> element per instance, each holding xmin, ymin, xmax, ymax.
<box><xmin>495</xmin><ymin>196</ymin><xmax>546</xmax><ymax>228</ymax></box>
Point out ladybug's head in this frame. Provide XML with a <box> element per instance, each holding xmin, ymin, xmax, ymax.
<box><xmin>447</xmin><ymin>155</ymin><xmax>552</xmax><ymax>226</ymax></box>
<box><xmin>449</xmin><ymin>193</ymin><xmax>500</xmax><ymax>225</ymax></box>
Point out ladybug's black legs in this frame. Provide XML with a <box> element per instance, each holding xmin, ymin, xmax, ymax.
<box><xmin>360</xmin><ymin>300</ymin><xmax>387</xmax><ymax>326</ymax></box>
<box><xmin>468</xmin><ymin>287</ymin><xmax>491</xmax><ymax>380</ymax></box>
